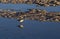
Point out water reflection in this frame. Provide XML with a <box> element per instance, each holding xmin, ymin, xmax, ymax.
<box><xmin>18</xmin><ymin>25</ymin><xmax>24</xmax><ymax>29</ymax></box>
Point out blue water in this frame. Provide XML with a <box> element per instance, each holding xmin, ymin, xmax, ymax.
<box><xmin>0</xmin><ymin>4</ymin><xmax>60</xmax><ymax>39</ymax></box>
<box><xmin>0</xmin><ymin>3</ymin><xmax>60</xmax><ymax>12</ymax></box>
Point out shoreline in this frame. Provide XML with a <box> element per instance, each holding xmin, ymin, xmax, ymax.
<box><xmin>0</xmin><ymin>0</ymin><xmax>60</xmax><ymax>6</ymax></box>
<box><xmin>0</xmin><ymin>9</ymin><xmax>60</xmax><ymax>22</ymax></box>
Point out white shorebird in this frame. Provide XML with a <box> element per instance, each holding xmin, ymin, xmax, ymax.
<box><xmin>17</xmin><ymin>19</ymin><xmax>24</xmax><ymax>28</ymax></box>
<box><xmin>19</xmin><ymin>19</ymin><xmax>24</xmax><ymax>23</ymax></box>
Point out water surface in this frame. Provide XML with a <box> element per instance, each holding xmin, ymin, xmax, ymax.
<box><xmin>0</xmin><ymin>3</ymin><xmax>60</xmax><ymax>12</ymax></box>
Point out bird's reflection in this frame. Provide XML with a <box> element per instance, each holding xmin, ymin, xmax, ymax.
<box><xmin>18</xmin><ymin>24</ymin><xmax>24</xmax><ymax>29</ymax></box>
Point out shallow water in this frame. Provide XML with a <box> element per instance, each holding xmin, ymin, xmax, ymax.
<box><xmin>0</xmin><ymin>18</ymin><xmax>60</xmax><ymax>39</ymax></box>
<box><xmin>0</xmin><ymin>3</ymin><xmax>60</xmax><ymax>12</ymax></box>
<box><xmin>0</xmin><ymin>4</ymin><xmax>60</xmax><ymax>39</ymax></box>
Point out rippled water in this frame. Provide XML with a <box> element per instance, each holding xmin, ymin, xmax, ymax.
<box><xmin>0</xmin><ymin>4</ymin><xmax>60</xmax><ymax>39</ymax></box>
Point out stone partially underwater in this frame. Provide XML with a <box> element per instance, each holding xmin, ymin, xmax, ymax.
<box><xmin>0</xmin><ymin>9</ymin><xmax>60</xmax><ymax>22</ymax></box>
<box><xmin>0</xmin><ymin>0</ymin><xmax>60</xmax><ymax>6</ymax></box>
